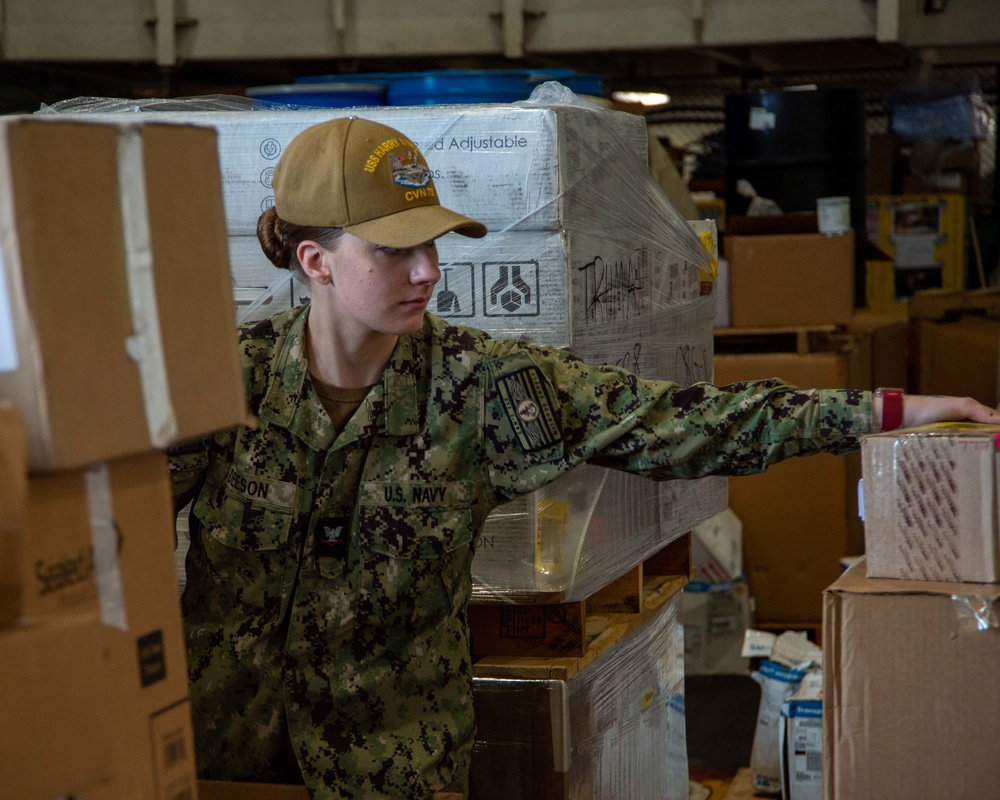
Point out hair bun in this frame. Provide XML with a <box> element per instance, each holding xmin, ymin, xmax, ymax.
<box><xmin>256</xmin><ymin>206</ymin><xmax>292</xmax><ymax>270</ymax></box>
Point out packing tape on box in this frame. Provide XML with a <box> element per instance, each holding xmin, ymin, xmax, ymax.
<box><xmin>0</xmin><ymin>122</ymin><xmax>55</xmax><ymax>463</ymax></box>
<box><xmin>85</xmin><ymin>462</ymin><xmax>128</xmax><ymax>631</ymax></box>
<box><xmin>117</xmin><ymin>126</ymin><xmax>177</xmax><ymax>448</ymax></box>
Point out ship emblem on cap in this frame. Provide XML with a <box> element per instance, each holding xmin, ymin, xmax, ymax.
<box><xmin>389</xmin><ymin>150</ymin><xmax>432</xmax><ymax>189</ymax></box>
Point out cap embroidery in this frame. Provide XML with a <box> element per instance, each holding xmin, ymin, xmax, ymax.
<box><xmin>389</xmin><ymin>150</ymin><xmax>432</xmax><ymax>189</ymax></box>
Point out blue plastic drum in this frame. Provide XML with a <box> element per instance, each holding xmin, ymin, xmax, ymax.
<box><xmin>244</xmin><ymin>82</ymin><xmax>387</xmax><ymax>108</ymax></box>
<box><xmin>293</xmin><ymin>73</ymin><xmax>394</xmax><ymax>86</ymax></box>
<box><xmin>385</xmin><ymin>70</ymin><xmax>538</xmax><ymax>106</ymax></box>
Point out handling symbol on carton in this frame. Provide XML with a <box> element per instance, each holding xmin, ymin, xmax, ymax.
<box><xmin>490</xmin><ymin>264</ymin><xmax>532</xmax><ymax>313</ymax></box>
<box><xmin>437</xmin><ymin>268</ymin><xmax>460</xmax><ymax>313</ymax></box>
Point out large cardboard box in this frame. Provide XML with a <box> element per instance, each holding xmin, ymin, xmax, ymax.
<box><xmin>0</xmin><ymin>402</ymin><xmax>26</xmax><ymax>622</ymax></box>
<box><xmin>17</xmin><ymin>451</ymin><xmax>198</xmax><ymax>800</ymax></box>
<box><xmin>0</xmin><ymin>116</ymin><xmax>248</xmax><ymax>471</ymax></box>
<box><xmin>909</xmin><ymin>288</ymin><xmax>1000</xmax><ymax>407</ymax></box>
<box><xmin>823</xmin><ymin>561</ymin><xmax>1000</xmax><ymax>799</ymax></box>
<box><xmin>844</xmin><ymin>315</ymin><xmax>908</xmax><ymax>393</ymax></box>
<box><xmin>232</xmin><ymin>225</ymin><xmax>706</xmax><ymax>347</ymax></box>
<box><xmin>197</xmin><ymin>782</ymin><xmax>311</xmax><ymax>800</ymax></box>
<box><xmin>862</xmin><ymin>422</ymin><xmax>1000</xmax><ymax>582</ymax></box>
<box><xmin>0</xmin><ymin>615</ymin><xmax>112</xmax><ymax>800</ymax></box>
<box><xmin>471</xmin><ymin>590</ymin><xmax>687</xmax><ymax>800</ymax></box>
<box><xmin>714</xmin><ymin>348</ymin><xmax>865</xmax><ymax>624</ymax></box>
<box><xmin>863</xmin><ymin>194</ymin><xmax>966</xmax><ymax>317</ymax></box>
<box><xmin>66</xmin><ymin>104</ymin><xmax>648</xmax><ymax>236</ymax></box>
<box><xmin>724</xmin><ymin>216</ymin><xmax>854</xmax><ymax>328</ymax></box>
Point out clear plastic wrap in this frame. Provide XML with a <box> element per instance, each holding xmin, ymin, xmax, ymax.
<box><xmin>861</xmin><ymin>422</ymin><xmax>1000</xmax><ymax>583</ymax></box>
<box><xmin>470</xmin><ymin>591</ymin><xmax>686</xmax><ymax>800</ymax></box>
<box><xmin>40</xmin><ymin>85</ymin><xmax>721</xmax><ymax>599</ymax></box>
<box><xmin>886</xmin><ymin>76</ymin><xmax>996</xmax><ymax>142</ymax></box>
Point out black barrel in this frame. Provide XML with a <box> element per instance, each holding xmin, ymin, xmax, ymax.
<box><xmin>724</xmin><ymin>88</ymin><xmax>868</xmax><ymax>306</ymax></box>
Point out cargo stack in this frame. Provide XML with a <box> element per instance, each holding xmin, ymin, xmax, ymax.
<box><xmin>823</xmin><ymin>422</ymin><xmax>1000</xmax><ymax>798</ymax></box>
<box><xmin>0</xmin><ymin>117</ymin><xmax>247</xmax><ymax>799</ymax></box>
<box><xmin>714</xmin><ymin>211</ymin><xmax>864</xmax><ymax>637</ymax></box>
<box><xmin>66</xmin><ymin>93</ymin><xmax>726</xmax><ymax>605</ymax></box>
<box><xmin>58</xmin><ymin>87</ymin><xmax>724</xmax><ymax>797</ymax></box>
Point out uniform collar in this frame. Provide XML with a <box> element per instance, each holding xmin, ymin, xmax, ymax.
<box><xmin>258</xmin><ymin>305</ymin><xmax>428</xmax><ymax>449</ymax></box>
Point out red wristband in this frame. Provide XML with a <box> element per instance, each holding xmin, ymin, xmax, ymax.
<box><xmin>876</xmin><ymin>388</ymin><xmax>904</xmax><ymax>432</ymax></box>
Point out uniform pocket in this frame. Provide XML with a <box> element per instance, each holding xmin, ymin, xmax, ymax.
<box><xmin>356</xmin><ymin>481</ymin><xmax>474</xmax><ymax>629</ymax></box>
<box><xmin>190</xmin><ymin>465</ymin><xmax>295</xmax><ymax>613</ymax></box>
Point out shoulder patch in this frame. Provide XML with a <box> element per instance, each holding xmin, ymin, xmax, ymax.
<box><xmin>495</xmin><ymin>366</ymin><xmax>562</xmax><ymax>453</ymax></box>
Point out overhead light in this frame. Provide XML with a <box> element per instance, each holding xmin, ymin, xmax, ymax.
<box><xmin>611</xmin><ymin>90</ymin><xmax>670</xmax><ymax>107</ymax></box>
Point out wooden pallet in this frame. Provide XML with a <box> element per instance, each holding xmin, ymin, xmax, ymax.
<box><xmin>469</xmin><ymin>532</ymin><xmax>690</xmax><ymax>663</ymax></box>
<box><xmin>714</xmin><ymin>324</ymin><xmax>853</xmax><ymax>356</ymax></box>
<box><xmin>722</xmin><ymin>768</ymin><xmax>756</xmax><ymax>799</ymax></box>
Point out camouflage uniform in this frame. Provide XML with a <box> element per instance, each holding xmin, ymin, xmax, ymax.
<box><xmin>169</xmin><ymin>303</ymin><xmax>871</xmax><ymax>799</ymax></box>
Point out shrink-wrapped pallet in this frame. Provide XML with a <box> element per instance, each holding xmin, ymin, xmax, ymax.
<box><xmin>44</xmin><ymin>86</ymin><xmax>724</xmax><ymax>599</ymax></box>
<box><xmin>471</xmin><ymin>589</ymin><xmax>687</xmax><ymax>800</ymax></box>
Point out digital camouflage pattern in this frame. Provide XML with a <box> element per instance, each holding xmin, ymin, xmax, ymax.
<box><xmin>169</xmin><ymin>303</ymin><xmax>872</xmax><ymax>799</ymax></box>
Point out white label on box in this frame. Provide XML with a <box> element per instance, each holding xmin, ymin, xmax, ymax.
<box><xmin>749</xmin><ymin>107</ymin><xmax>776</xmax><ymax>130</ymax></box>
<box><xmin>0</xmin><ymin>248</ymin><xmax>17</xmax><ymax>372</ymax></box>
<box><xmin>893</xmin><ymin>233</ymin><xmax>938</xmax><ymax>268</ymax></box>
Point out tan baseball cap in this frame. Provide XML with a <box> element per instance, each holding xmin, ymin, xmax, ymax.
<box><xmin>272</xmin><ymin>116</ymin><xmax>488</xmax><ymax>248</ymax></box>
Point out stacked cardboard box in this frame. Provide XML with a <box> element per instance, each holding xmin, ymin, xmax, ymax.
<box><xmin>824</xmin><ymin>422</ymin><xmax>1000</xmax><ymax>797</ymax></box>
<box><xmin>908</xmin><ymin>287</ymin><xmax>1000</xmax><ymax>408</ymax></box>
<box><xmin>0</xmin><ymin>117</ymin><xmax>246</xmax><ymax>799</ymax></box>
<box><xmin>471</xmin><ymin>584</ymin><xmax>688</xmax><ymax>800</ymax></box>
<box><xmin>713</xmin><ymin>208</ymin><xmax>877</xmax><ymax>630</ymax></box>
<box><xmin>47</xmin><ymin>97</ymin><xmax>718</xmax><ymax>798</ymax></box>
<box><xmin>824</xmin><ymin>562</ymin><xmax>1000</xmax><ymax>798</ymax></box>
<box><xmin>714</xmin><ymin>332</ymin><xmax>864</xmax><ymax>627</ymax></box>
<box><xmin>723</xmin><ymin>215</ymin><xmax>855</xmax><ymax>328</ymax></box>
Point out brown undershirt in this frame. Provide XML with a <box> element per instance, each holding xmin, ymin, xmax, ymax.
<box><xmin>309</xmin><ymin>371</ymin><xmax>373</xmax><ymax>432</ymax></box>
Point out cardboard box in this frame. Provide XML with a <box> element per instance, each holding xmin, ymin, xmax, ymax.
<box><xmin>724</xmin><ymin>216</ymin><xmax>854</xmax><ymax>328</ymax></box>
<box><xmin>823</xmin><ymin>561</ymin><xmax>1000</xmax><ymax>798</ymax></box>
<box><xmin>863</xmin><ymin>194</ymin><xmax>966</xmax><ymax>317</ymax></box>
<box><xmin>714</xmin><ymin>349</ymin><xmax>864</xmax><ymax>624</ymax></box>
<box><xmin>902</xmin><ymin>171</ymin><xmax>971</xmax><ymax>195</ymax></box>
<box><xmin>0</xmin><ymin>116</ymin><xmax>247</xmax><ymax>471</ymax></box>
<box><xmin>682</xmin><ymin>577</ymin><xmax>751</xmax><ymax>676</ymax></box>
<box><xmin>72</xmin><ymin>104</ymin><xmax>648</xmax><ymax>236</ymax></box>
<box><xmin>0</xmin><ymin>615</ymin><xmax>112</xmax><ymax>800</ymax></box>
<box><xmin>18</xmin><ymin>451</ymin><xmax>198</xmax><ymax>800</ymax></box>
<box><xmin>232</xmin><ymin>225</ymin><xmax>705</xmax><ymax>350</ymax></box>
<box><xmin>909</xmin><ymin>288</ymin><xmax>1000</xmax><ymax>407</ymax></box>
<box><xmin>197</xmin><ymin>782</ymin><xmax>311</xmax><ymax>800</ymax></box>
<box><xmin>862</xmin><ymin>422</ymin><xmax>1000</xmax><ymax>582</ymax></box>
<box><xmin>0</xmin><ymin>402</ymin><xmax>26</xmax><ymax>622</ymax></box>
<box><xmin>471</xmin><ymin>591</ymin><xmax>687</xmax><ymax>800</ymax></box>
<box><xmin>845</xmin><ymin>315</ymin><xmax>908</xmax><ymax>393</ymax></box>
<box><xmin>865</xmin><ymin>132</ymin><xmax>901</xmax><ymax>195</ymax></box>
